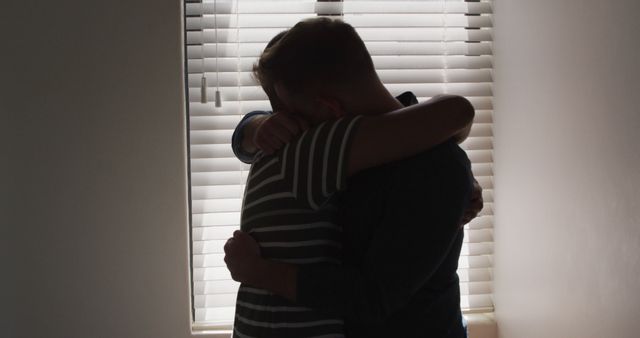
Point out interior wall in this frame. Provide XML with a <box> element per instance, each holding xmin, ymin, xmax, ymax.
<box><xmin>492</xmin><ymin>1</ymin><xmax>640</xmax><ymax>338</ymax></box>
<box><xmin>2</xmin><ymin>1</ymin><xmax>193</xmax><ymax>337</ymax></box>
<box><xmin>4</xmin><ymin>0</ymin><xmax>640</xmax><ymax>337</ymax></box>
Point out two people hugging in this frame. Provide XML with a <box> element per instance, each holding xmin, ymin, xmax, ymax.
<box><xmin>223</xmin><ymin>17</ymin><xmax>483</xmax><ymax>338</ymax></box>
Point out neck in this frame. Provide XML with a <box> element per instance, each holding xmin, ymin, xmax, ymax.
<box><xmin>343</xmin><ymin>81</ymin><xmax>403</xmax><ymax>116</ymax></box>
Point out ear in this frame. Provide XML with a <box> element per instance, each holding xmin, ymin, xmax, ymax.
<box><xmin>317</xmin><ymin>97</ymin><xmax>345</xmax><ymax>118</ymax></box>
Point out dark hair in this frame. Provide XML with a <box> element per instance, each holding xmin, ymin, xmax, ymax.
<box><xmin>253</xmin><ymin>18</ymin><xmax>376</xmax><ymax>99</ymax></box>
<box><xmin>260</xmin><ymin>30</ymin><xmax>288</xmax><ymax>111</ymax></box>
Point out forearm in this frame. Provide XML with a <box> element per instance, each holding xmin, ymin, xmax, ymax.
<box><xmin>347</xmin><ymin>95</ymin><xmax>474</xmax><ymax>176</ymax></box>
<box><xmin>246</xmin><ymin>258</ymin><xmax>298</xmax><ymax>302</ymax></box>
<box><xmin>231</xmin><ymin>111</ymin><xmax>270</xmax><ymax>164</ymax></box>
<box><xmin>247</xmin><ymin>258</ymin><xmax>392</xmax><ymax>324</ymax></box>
<box><xmin>452</xmin><ymin>122</ymin><xmax>472</xmax><ymax>144</ymax></box>
<box><xmin>241</xmin><ymin>115</ymin><xmax>270</xmax><ymax>154</ymax></box>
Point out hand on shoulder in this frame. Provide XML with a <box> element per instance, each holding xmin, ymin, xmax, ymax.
<box><xmin>253</xmin><ymin>111</ymin><xmax>310</xmax><ymax>154</ymax></box>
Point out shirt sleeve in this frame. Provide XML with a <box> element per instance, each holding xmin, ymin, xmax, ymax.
<box><xmin>278</xmin><ymin>115</ymin><xmax>363</xmax><ymax>210</ymax></box>
<box><xmin>295</xmin><ymin>144</ymin><xmax>472</xmax><ymax>324</ymax></box>
<box><xmin>231</xmin><ymin>110</ymin><xmax>272</xmax><ymax>164</ymax></box>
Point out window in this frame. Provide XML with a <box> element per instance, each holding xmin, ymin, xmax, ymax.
<box><xmin>184</xmin><ymin>0</ymin><xmax>494</xmax><ymax>329</ymax></box>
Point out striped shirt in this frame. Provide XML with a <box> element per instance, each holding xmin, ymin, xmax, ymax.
<box><xmin>233</xmin><ymin>115</ymin><xmax>362</xmax><ymax>338</ymax></box>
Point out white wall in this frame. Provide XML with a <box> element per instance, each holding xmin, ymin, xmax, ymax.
<box><xmin>2</xmin><ymin>1</ymin><xmax>194</xmax><ymax>337</ymax></box>
<box><xmin>4</xmin><ymin>1</ymin><xmax>640</xmax><ymax>337</ymax></box>
<box><xmin>493</xmin><ymin>1</ymin><xmax>640</xmax><ymax>338</ymax></box>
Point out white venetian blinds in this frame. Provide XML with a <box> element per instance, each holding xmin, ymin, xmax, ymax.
<box><xmin>185</xmin><ymin>0</ymin><xmax>494</xmax><ymax>328</ymax></box>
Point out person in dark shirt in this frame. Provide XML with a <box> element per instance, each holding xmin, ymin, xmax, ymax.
<box><xmin>297</xmin><ymin>94</ymin><xmax>474</xmax><ymax>338</ymax></box>
<box><xmin>224</xmin><ymin>18</ymin><xmax>482</xmax><ymax>337</ymax></box>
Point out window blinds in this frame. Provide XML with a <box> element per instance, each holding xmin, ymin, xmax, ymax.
<box><xmin>185</xmin><ymin>0</ymin><xmax>494</xmax><ymax>328</ymax></box>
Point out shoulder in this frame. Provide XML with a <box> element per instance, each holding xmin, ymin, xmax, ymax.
<box><xmin>304</xmin><ymin>115</ymin><xmax>363</xmax><ymax>141</ymax></box>
<box><xmin>348</xmin><ymin>140</ymin><xmax>470</xmax><ymax>188</ymax></box>
<box><xmin>394</xmin><ymin>140</ymin><xmax>470</xmax><ymax>174</ymax></box>
<box><xmin>383</xmin><ymin>141</ymin><xmax>472</xmax><ymax>199</ymax></box>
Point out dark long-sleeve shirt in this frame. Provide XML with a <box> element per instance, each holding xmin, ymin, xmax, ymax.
<box><xmin>297</xmin><ymin>139</ymin><xmax>471</xmax><ymax>337</ymax></box>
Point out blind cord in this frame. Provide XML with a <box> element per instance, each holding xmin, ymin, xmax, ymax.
<box><xmin>214</xmin><ymin>0</ymin><xmax>221</xmax><ymax>107</ymax></box>
<box><xmin>235</xmin><ymin>0</ymin><xmax>240</xmax><ymax>110</ymax></box>
<box><xmin>442</xmin><ymin>0</ymin><xmax>449</xmax><ymax>94</ymax></box>
<box><xmin>200</xmin><ymin>0</ymin><xmax>207</xmax><ymax>104</ymax></box>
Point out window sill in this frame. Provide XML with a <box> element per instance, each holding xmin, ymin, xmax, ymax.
<box><xmin>466</xmin><ymin>313</ymin><xmax>498</xmax><ymax>338</ymax></box>
<box><xmin>192</xmin><ymin>313</ymin><xmax>497</xmax><ymax>338</ymax></box>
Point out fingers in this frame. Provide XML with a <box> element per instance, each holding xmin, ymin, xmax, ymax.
<box><xmin>460</xmin><ymin>198</ymin><xmax>482</xmax><ymax>224</ymax></box>
<box><xmin>459</xmin><ymin>178</ymin><xmax>484</xmax><ymax>228</ymax></box>
<box><xmin>253</xmin><ymin>112</ymin><xmax>311</xmax><ymax>154</ymax></box>
<box><xmin>470</xmin><ymin>179</ymin><xmax>484</xmax><ymax>214</ymax></box>
<box><xmin>471</xmin><ymin>177</ymin><xmax>482</xmax><ymax>198</ymax></box>
<box><xmin>265</xmin><ymin>121</ymin><xmax>293</xmax><ymax>145</ymax></box>
<box><xmin>254</xmin><ymin>130</ymin><xmax>280</xmax><ymax>155</ymax></box>
<box><xmin>223</xmin><ymin>237</ymin><xmax>234</xmax><ymax>254</ymax></box>
<box><xmin>233</xmin><ymin>230</ymin><xmax>251</xmax><ymax>241</ymax></box>
<box><xmin>267</xmin><ymin>113</ymin><xmax>300</xmax><ymax>142</ymax></box>
<box><xmin>224</xmin><ymin>230</ymin><xmax>244</xmax><ymax>254</ymax></box>
<box><xmin>226</xmin><ymin>230</ymin><xmax>256</xmax><ymax>248</ymax></box>
<box><xmin>460</xmin><ymin>211</ymin><xmax>474</xmax><ymax>226</ymax></box>
<box><xmin>291</xmin><ymin>115</ymin><xmax>310</xmax><ymax>130</ymax></box>
<box><xmin>276</xmin><ymin>113</ymin><xmax>303</xmax><ymax>136</ymax></box>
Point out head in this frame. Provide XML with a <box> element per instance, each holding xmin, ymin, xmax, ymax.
<box><xmin>260</xmin><ymin>30</ymin><xmax>288</xmax><ymax>113</ymax></box>
<box><xmin>254</xmin><ymin>18</ymin><xmax>391</xmax><ymax>125</ymax></box>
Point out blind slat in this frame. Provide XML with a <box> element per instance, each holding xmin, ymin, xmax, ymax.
<box><xmin>187</xmin><ymin>41</ymin><xmax>492</xmax><ymax>58</ymax></box>
<box><xmin>186</xmin><ymin>55</ymin><xmax>492</xmax><ymax>72</ymax></box>
<box><xmin>187</xmin><ymin>101</ymin><xmax>492</xmax><ymax>117</ymax></box>
<box><xmin>187</xmin><ymin>27</ymin><xmax>492</xmax><ymax>44</ymax></box>
<box><xmin>460</xmin><ymin>294</ymin><xmax>493</xmax><ymax>310</ymax></box>
<box><xmin>192</xmin><ymin>212</ymin><xmax>241</xmax><ymax>227</ymax></box>
<box><xmin>187</xmin><ymin>14</ymin><xmax>492</xmax><ymax>30</ymax></box>
<box><xmin>192</xmin><ymin>185</ymin><xmax>246</xmax><ymax>200</ymax></box>
<box><xmin>187</xmin><ymin>1</ymin><xmax>492</xmax><ymax>16</ymax></box>
<box><xmin>194</xmin><ymin>280</ymin><xmax>240</xmax><ymax>295</ymax></box>
<box><xmin>188</xmin><ymin>83</ymin><xmax>492</xmax><ymax>102</ymax></box>
<box><xmin>187</xmin><ymin>69</ymin><xmax>492</xmax><ymax>86</ymax></box>
<box><xmin>194</xmin><ymin>306</ymin><xmax>236</xmax><ymax>324</ymax></box>
<box><xmin>191</xmin><ymin>171</ymin><xmax>250</xmax><ymax>187</ymax></box>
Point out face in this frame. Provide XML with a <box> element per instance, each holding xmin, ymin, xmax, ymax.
<box><xmin>262</xmin><ymin>84</ymin><xmax>283</xmax><ymax>113</ymax></box>
<box><xmin>274</xmin><ymin>82</ymin><xmax>343</xmax><ymax>126</ymax></box>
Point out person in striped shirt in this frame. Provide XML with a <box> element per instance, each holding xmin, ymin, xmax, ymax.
<box><xmin>226</xmin><ymin>18</ymin><xmax>475</xmax><ymax>338</ymax></box>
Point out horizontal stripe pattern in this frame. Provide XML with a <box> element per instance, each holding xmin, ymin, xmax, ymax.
<box><xmin>234</xmin><ymin>116</ymin><xmax>362</xmax><ymax>337</ymax></box>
